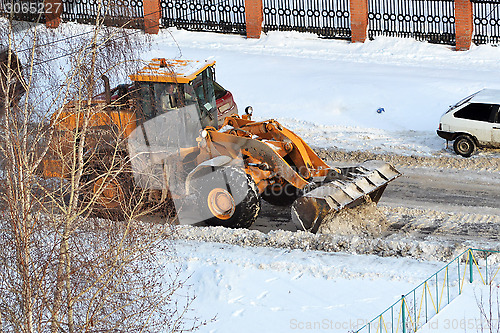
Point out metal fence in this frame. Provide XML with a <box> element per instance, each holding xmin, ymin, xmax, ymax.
<box><xmin>4</xmin><ymin>0</ymin><xmax>500</xmax><ymax>46</ymax></box>
<box><xmin>356</xmin><ymin>248</ymin><xmax>500</xmax><ymax>333</ymax></box>
<box><xmin>61</xmin><ymin>0</ymin><xmax>144</xmax><ymax>28</ymax></box>
<box><xmin>160</xmin><ymin>0</ymin><xmax>247</xmax><ymax>35</ymax></box>
<box><xmin>262</xmin><ymin>0</ymin><xmax>351</xmax><ymax>39</ymax></box>
<box><xmin>472</xmin><ymin>0</ymin><xmax>500</xmax><ymax>44</ymax></box>
<box><xmin>368</xmin><ymin>0</ymin><xmax>456</xmax><ymax>44</ymax></box>
<box><xmin>0</xmin><ymin>0</ymin><xmax>144</xmax><ymax>27</ymax></box>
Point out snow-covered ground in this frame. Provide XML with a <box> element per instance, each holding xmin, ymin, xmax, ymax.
<box><xmin>170</xmin><ymin>240</ymin><xmax>500</xmax><ymax>333</ymax></box>
<box><xmin>169</xmin><ymin>240</ymin><xmax>445</xmax><ymax>332</ymax></box>
<box><xmin>143</xmin><ymin>28</ymin><xmax>500</xmax><ymax>157</ymax></box>
<box><xmin>9</xmin><ymin>21</ymin><xmax>500</xmax><ymax>332</ymax></box>
<box><xmin>420</xmin><ymin>283</ymin><xmax>500</xmax><ymax>333</ymax></box>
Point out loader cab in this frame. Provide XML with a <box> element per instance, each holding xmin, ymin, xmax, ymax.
<box><xmin>129</xmin><ymin>59</ymin><xmax>218</xmax><ymax>129</ymax></box>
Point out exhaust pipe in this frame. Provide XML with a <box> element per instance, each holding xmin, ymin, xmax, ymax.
<box><xmin>101</xmin><ymin>74</ymin><xmax>111</xmax><ymax>105</ymax></box>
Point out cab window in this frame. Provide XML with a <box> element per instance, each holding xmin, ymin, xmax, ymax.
<box><xmin>191</xmin><ymin>67</ymin><xmax>216</xmax><ymax>115</ymax></box>
<box><xmin>454</xmin><ymin>103</ymin><xmax>499</xmax><ymax>123</ymax></box>
<box><xmin>137</xmin><ymin>82</ymin><xmax>155</xmax><ymax>120</ymax></box>
<box><xmin>137</xmin><ymin>82</ymin><xmax>195</xmax><ymax>120</ymax></box>
<box><xmin>213</xmin><ymin>81</ymin><xmax>227</xmax><ymax>100</ymax></box>
<box><xmin>154</xmin><ymin>83</ymin><xmax>178</xmax><ymax>111</ymax></box>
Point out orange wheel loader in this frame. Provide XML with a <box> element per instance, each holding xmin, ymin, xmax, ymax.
<box><xmin>41</xmin><ymin>58</ymin><xmax>401</xmax><ymax>232</ymax></box>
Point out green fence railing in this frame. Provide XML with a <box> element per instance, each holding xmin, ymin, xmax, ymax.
<box><xmin>356</xmin><ymin>248</ymin><xmax>500</xmax><ymax>333</ymax></box>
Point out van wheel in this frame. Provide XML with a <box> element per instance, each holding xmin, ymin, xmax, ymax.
<box><xmin>453</xmin><ymin>135</ymin><xmax>476</xmax><ymax>157</ymax></box>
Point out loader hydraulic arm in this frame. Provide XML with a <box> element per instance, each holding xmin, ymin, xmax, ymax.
<box><xmin>205</xmin><ymin>129</ymin><xmax>311</xmax><ymax>190</ymax></box>
<box><xmin>219</xmin><ymin>116</ymin><xmax>333</xmax><ymax>182</ymax></box>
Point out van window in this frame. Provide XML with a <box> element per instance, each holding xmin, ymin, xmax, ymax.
<box><xmin>454</xmin><ymin>103</ymin><xmax>497</xmax><ymax>122</ymax></box>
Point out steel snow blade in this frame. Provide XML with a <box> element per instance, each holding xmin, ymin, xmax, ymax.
<box><xmin>291</xmin><ymin>160</ymin><xmax>401</xmax><ymax>233</ymax></box>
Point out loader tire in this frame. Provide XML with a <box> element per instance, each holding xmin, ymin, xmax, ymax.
<box><xmin>261</xmin><ymin>181</ymin><xmax>300</xmax><ymax>206</ymax></box>
<box><xmin>195</xmin><ymin>167</ymin><xmax>261</xmax><ymax>228</ymax></box>
<box><xmin>81</xmin><ymin>169</ymin><xmax>137</xmax><ymax>221</ymax></box>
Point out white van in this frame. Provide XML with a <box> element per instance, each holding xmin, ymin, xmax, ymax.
<box><xmin>437</xmin><ymin>89</ymin><xmax>500</xmax><ymax>157</ymax></box>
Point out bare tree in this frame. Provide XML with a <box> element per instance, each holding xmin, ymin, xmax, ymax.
<box><xmin>0</xmin><ymin>3</ymin><xmax>203</xmax><ymax>332</ymax></box>
<box><xmin>475</xmin><ymin>283</ymin><xmax>500</xmax><ymax>333</ymax></box>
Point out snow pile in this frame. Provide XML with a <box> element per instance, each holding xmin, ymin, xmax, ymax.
<box><xmin>174</xmin><ymin>224</ymin><xmax>470</xmax><ymax>262</ymax></box>
<box><xmin>316</xmin><ymin>148</ymin><xmax>500</xmax><ymax>172</ymax></box>
<box><xmin>318</xmin><ymin>199</ymin><xmax>388</xmax><ymax>237</ymax></box>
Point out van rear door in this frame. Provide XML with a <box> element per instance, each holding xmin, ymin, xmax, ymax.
<box><xmin>492</xmin><ymin>106</ymin><xmax>500</xmax><ymax>146</ymax></box>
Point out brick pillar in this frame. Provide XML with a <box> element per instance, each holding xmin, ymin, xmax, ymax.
<box><xmin>455</xmin><ymin>0</ymin><xmax>473</xmax><ymax>51</ymax></box>
<box><xmin>143</xmin><ymin>0</ymin><xmax>161</xmax><ymax>34</ymax></box>
<box><xmin>45</xmin><ymin>0</ymin><xmax>63</xmax><ymax>29</ymax></box>
<box><xmin>245</xmin><ymin>0</ymin><xmax>263</xmax><ymax>38</ymax></box>
<box><xmin>350</xmin><ymin>0</ymin><xmax>368</xmax><ymax>43</ymax></box>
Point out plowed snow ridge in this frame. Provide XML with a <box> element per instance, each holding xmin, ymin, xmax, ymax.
<box><xmin>173</xmin><ymin>201</ymin><xmax>500</xmax><ymax>262</ymax></box>
<box><xmin>316</xmin><ymin>148</ymin><xmax>500</xmax><ymax>172</ymax></box>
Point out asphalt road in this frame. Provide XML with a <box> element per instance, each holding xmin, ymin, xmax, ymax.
<box><xmin>249</xmin><ymin>166</ymin><xmax>500</xmax><ymax>236</ymax></box>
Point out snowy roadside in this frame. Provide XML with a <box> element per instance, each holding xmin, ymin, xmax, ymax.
<box><xmin>165</xmin><ymin>239</ymin><xmax>445</xmax><ymax>332</ymax></box>
<box><xmin>316</xmin><ymin>147</ymin><xmax>500</xmax><ymax>172</ymax></box>
<box><xmin>167</xmin><ymin>239</ymin><xmax>500</xmax><ymax>333</ymax></box>
<box><xmin>173</xmin><ymin>222</ymin><xmax>484</xmax><ymax>262</ymax></box>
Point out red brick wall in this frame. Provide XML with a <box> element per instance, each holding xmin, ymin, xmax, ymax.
<box><xmin>455</xmin><ymin>0</ymin><xmax>473</xmax><ymax>51</ymax></box>
<box><xmin>143</xmin><ymin>0</ymin><xmax>161</xmax><ymax>34</ymax></box>
<box><xmin>350</xmin><ymin>0</ymin><xmax>368</xmax><ymax>43</ymax></box>
<box><xmin>245</xmin><ymin>0</ymin><xmax>263</xmax><ymax>38</ymax></box>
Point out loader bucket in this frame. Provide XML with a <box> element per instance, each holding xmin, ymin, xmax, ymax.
<box><xmin>291</xmin><ymin>160</ymin><xmax>401</xmax><ymax>233</ymax></box>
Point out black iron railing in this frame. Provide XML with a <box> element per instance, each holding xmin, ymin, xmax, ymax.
<box><xmin>61</xmin><ymin>0</ymin><xmax>144</xmax><ymax>28</ymax></box>
<box><xmin>262</xmin><ymin>0</ymin><xmax>351</xmax><ymax>39</ymax></box>
<box><xmin>160</xmin><ymin>0</ymin><xmax>246</xmax><ymax>35</ymax></box>
<box><xmin>472</xmin><ymin>0</ymin><xmax>500</xmax><ymax>44</ymax></box>
<box><xmin>368</xmin><ymin>0</ymin><xmax>455</xmax><ymax>45</ymax></box>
